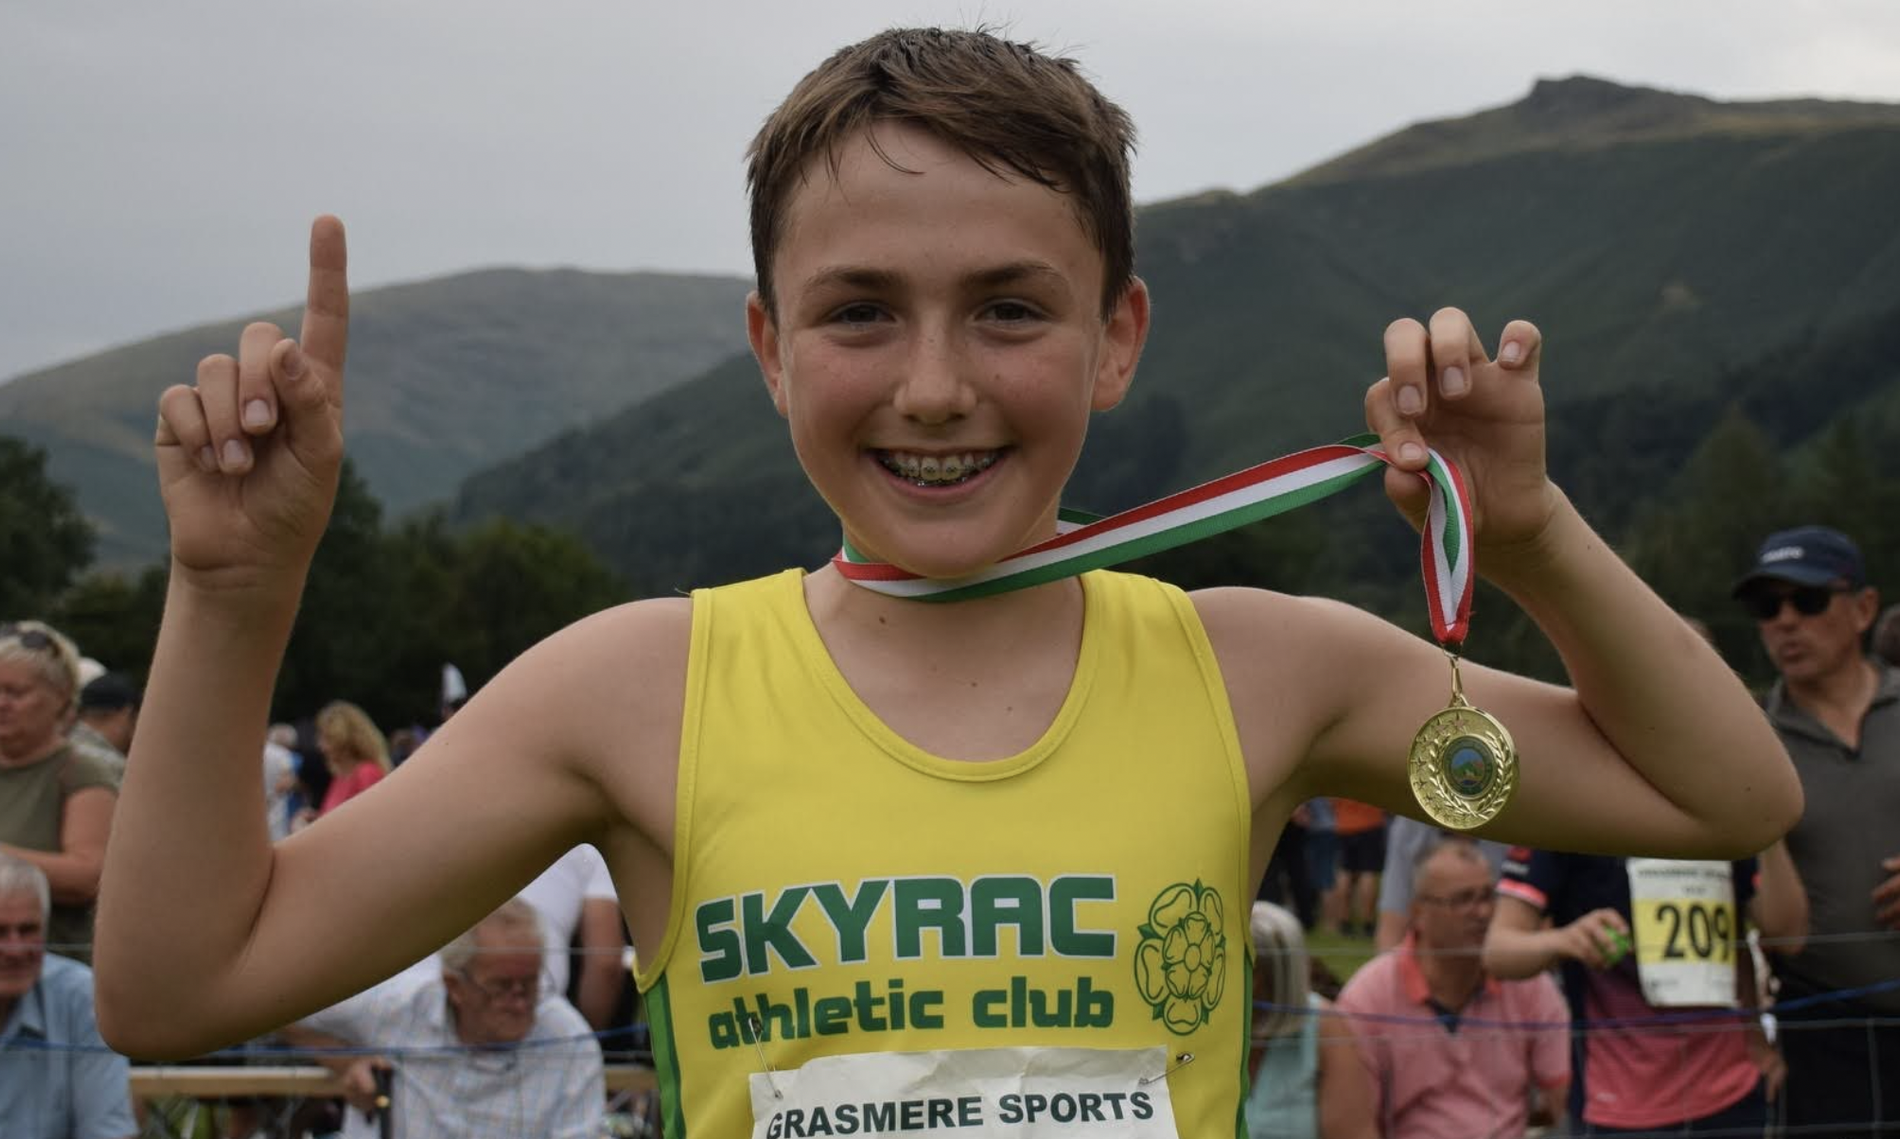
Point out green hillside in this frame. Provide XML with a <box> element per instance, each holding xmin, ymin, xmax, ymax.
<box><xmin>450</xmin><ymin>78</ymin><xmax>1900</xmax><ymax>600</ymax></box>
<box><xmin>15</xmin><ymin>75</ymin><xmax>1900</xmax><ymax>606</ymax></box>
<box><xmin>1295</xmin><ymin>74</ymin><xmax>1900</xmax><ymax>184</ymax></box>
<box><xmin>0</xmin><ymin>267</ymin><xmax>752</xmax><ymax>566</ymax></box>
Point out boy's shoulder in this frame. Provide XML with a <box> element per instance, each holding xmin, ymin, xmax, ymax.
<box><xmin>552</xmin><ymin>594</ymin><xmax>696</xmax><ymax>689</ymax></box>
<box><xmin>1185</xmin><ymin>584</ymin><xmax>1419</xmax><ymax>801</ymax></box>
<box><xmin>1189</xmin><ymin>583</ymin><xmax>1400</xmax><ymax>682</ymax></box>
<box><xmin>1188</xmin><ymin>582</ymin><xmax>1384</xmax><ymax>634</ymax></box>
<box><xmin>496</xmin><ymin>595</ymin><xmax>695</xmax><ymax>763</ymax></box>
<box><xmin>569</xmin><ymin>592</ymin><xmax>694</xmax><ymax>642</ymax></box>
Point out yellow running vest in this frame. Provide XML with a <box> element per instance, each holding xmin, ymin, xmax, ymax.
<box><xmin>637</xmin><ymin>569</ymin><xmax>1254</xmax><ymax>1137</ymax></box>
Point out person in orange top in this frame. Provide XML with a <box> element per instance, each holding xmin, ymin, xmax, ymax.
<box><xmin>1327</xmin><ymin>799</ymin><xmax>1387</xmax><ymax>938</ymax></box>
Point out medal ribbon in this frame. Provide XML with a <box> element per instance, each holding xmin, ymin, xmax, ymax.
<box><xmin>834</xmin><ymin>433</ymin><xmax>1475</xmax><ymax>646</ymax></box>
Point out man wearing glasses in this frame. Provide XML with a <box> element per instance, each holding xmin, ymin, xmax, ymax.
<box><xmin>0</xmin><ymin>853</ymin><xmax>136</xmax><ymax>1139</ymax></box>
<box><xmin>281</xmin><ymin>898</ymin><xmax>603</xmax><ymax>1138</ymax></box>
<box><xmin>1337</xmin><ymin>837</ymin><xmax>1569</xmax><ymax>1139</ymax></box>
<box><xmin>1734</xmin><ymin>525</ymin><xmax>1900</xmax><ymax>1135</ymax></box>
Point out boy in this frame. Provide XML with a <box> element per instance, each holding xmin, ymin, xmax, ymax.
<box><xmin>95</xmin><ymin>27</ymin><xmax>1799</xmax><ymax>1137</ymax></box>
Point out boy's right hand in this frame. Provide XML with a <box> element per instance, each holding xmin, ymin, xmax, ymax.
<box><xmin>153</xmin><ymin>216</ymin><xmax>350</xmax><ymax>591</ymax></box>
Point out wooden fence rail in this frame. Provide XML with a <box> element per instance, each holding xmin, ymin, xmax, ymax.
<box><xmin>129</xmin><ymin>1063</ymin><xmax>658</xmax><ymax>1099</ymax></box>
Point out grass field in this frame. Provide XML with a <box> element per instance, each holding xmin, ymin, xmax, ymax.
<box><xmin>1303</xmin><ymin>929</ymin><xmax>1381</xmax><ymax>996</ymax></box>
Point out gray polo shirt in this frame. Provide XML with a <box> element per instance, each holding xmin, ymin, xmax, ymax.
<box><xmin>1765</xmin><ymin>660</ymin><xmax>1900</xmax><ymax>1014</ymax></box>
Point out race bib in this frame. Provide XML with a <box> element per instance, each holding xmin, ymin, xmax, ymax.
<box><xmin>1625</xmin><ymin>859</ymin><xmax>1738</xmax><ymax>1008</ymax></box>
<box><xmin>749</xmin><ymin>1046</ymin><xmax>1180</xmax><ymax>1138</ymax></box>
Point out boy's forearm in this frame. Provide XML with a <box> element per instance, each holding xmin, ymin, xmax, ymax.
<box><xmin>95</xmin><ymin>570</ymin><xmax>304</xmax><ymax>1045</ymax></box>
<box><xmin>1488</xmin><ymin>493</ymin><xmax>1799</xmax><ymax>852</ymax></box>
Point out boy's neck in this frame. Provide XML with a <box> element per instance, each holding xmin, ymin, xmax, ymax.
<box><xmin>805</xmin><ymin>563</ymin><xmax>1085</xmax><ymax>639</ymax></box>
<box><xmin>802</xmin><ymin>566</ymin><xmax>1089</xmax><ymax>763</ymax></box>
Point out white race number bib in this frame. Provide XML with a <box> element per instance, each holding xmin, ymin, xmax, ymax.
<box><xmin>750</xmin><ymin>1046</ymin><xmax>1180</xmax><ymax>1138</ymax></box>
<box><xmin>1625</xmin><ymin>859</ymin><xmax>1739</xmax><ymax>1008</ymax></box>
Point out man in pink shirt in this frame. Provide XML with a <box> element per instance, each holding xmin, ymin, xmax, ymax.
<box><xmin>1339</xmin><ymin>837</ymin><xmax>1569</xmax><ymax>1139</ymax></box>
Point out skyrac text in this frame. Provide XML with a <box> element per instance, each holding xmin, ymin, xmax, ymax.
<box><xmin>697</xmin><ymin>875</ymin><xmax>1118</xmax><ymax>983</ymax></box>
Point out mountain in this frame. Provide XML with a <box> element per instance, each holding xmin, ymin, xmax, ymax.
<box><xmin>449</xmin><ymin>77</ymin><xmax>1900</xmax><ymax>595</ymax></box>
<box><xmin>0</xmin><ymin>268</ymin><xmax>752</xmax><ymax>565</ymax></box>
<box><xmin>1295</xmin><ymin>74</ymin><xmax>1900</xmax><ymax>184</ymax></box>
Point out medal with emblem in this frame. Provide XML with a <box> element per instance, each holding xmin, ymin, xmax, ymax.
<box><xmin>1408</xmin><ymin>650</ymin><xmax>1517</xmax><ymax>831</ymax></box>
<box><xmin>831</xmin><ymin>432</ymin><xmax>1516</xmax><ymax>826</ymax></box>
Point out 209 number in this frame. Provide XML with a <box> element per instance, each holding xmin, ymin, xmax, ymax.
<box><xmin>1655</xmin><ymin>901</ymin><xmax>1734</xmax><ymax>962</ymax></box>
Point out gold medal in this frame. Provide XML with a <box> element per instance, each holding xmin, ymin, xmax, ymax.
<box><xmin>1408</xmin><ymin>650</ymin><xmax>1517</xmax><ymax>831</ymax></box>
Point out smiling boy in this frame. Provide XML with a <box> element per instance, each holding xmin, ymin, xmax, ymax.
<box><xmin>95</xmin><ymin>27</ymin><xmax>1799</xmax><ymax>1137</ymax></box>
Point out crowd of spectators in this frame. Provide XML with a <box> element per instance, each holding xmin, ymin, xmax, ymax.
<box><xmin>8</xmin><ymin>519</ymin><xmax>1900</xmax><ymax>1137</ymax></box>
<box><xmin>0</xmin><ymin>626</ymin><xmax>637</xmax><ymax>1137</ymax></box>
<box><xmin>1246</xmin><ymin>523</ymin><xmax>1900</xmax><ymax>1137</ymax></box>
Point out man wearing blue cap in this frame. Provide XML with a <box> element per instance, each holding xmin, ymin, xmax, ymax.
<box><xmin>1734</xmin><ymin>525</ymin><xmax>1900</xmax><ymax>1135</ymax></box>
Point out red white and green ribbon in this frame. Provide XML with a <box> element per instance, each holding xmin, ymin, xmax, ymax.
<box><xmin>834</xmin><ymin>433</ymin><xmax>1476</xmax><ymax>646</ymax></box>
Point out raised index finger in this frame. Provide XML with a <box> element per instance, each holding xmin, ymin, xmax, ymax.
<box><xmin>300</xmin><ymin>215</ymin><xmax>350</xmax><ymax>387</ymax></box>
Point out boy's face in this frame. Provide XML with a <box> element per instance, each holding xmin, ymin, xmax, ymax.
<box><xmin>748</xmin><ymin>121</ymin><xmax>1149</xmax><ymax>579</ymax></box>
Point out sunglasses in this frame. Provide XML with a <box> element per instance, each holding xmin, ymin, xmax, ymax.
<box><xmin>1740</xmin><ymin>585</ymin><xmax>1848</xmax><ymax>621</ymax></box>
<box><xmin>0</xmin><ymin>624</ymin><xmax>55</xmax><ymax>652</ymax></box>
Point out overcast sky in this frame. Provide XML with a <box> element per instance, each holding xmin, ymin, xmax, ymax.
<box><xmin>4</xmin><ymin>0</ymin><xmax>1899</xmax><ymax>382</ymax></box>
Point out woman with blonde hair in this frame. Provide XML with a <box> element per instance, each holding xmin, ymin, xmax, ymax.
<box><xmin>311</xmin><ymin>700</ymin><xmax>389</xmax><ymax>816</ymax></box>
<box><xmin>0</xmin><ymin>621</ymin><xmax>118</xmax><ymax>961</ymax></box>
<box><xmin>1247</xmin><ymin>901</ymin><xmax>1378</xmax><ymax>1139</ymax></box>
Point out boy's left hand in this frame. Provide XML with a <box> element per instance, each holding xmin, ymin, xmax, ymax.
<box><xmin>1364</xmin><ymin>308</ymin><xmax>1561</xmax><ymax>571</ymax></box>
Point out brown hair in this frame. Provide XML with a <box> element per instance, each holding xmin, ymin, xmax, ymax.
<box><xmin>746</xmin><ymin>26</ymin><xmax>1137</xmax><ymax>319</ymax></box>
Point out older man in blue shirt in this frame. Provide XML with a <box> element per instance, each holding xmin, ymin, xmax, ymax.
<box><xmin>0</xmin><ymin>853</ymin><xmax>135</xmax><ymax>1139</ymax></box>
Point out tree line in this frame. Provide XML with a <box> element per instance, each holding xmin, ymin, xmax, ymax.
<box><xmin>8</xmin><ymin>403</ymin><xmax>1899</xmax><ymax>730</ymax></box>
<box><xmin>4</xmin><ymin>437</ymin><xmax>624</xmax><ymax>729</ymax></box>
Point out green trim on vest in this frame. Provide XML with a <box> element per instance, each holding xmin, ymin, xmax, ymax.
<box><xmin>1234</xmin><ymin>964</ymin><xmax>1252</xmax><ymax>1139</ymax></box>
<box><xmin>647</xmin><ymin>975</ymin><xmax>688</xmax><ymax>1138</ymax></box>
